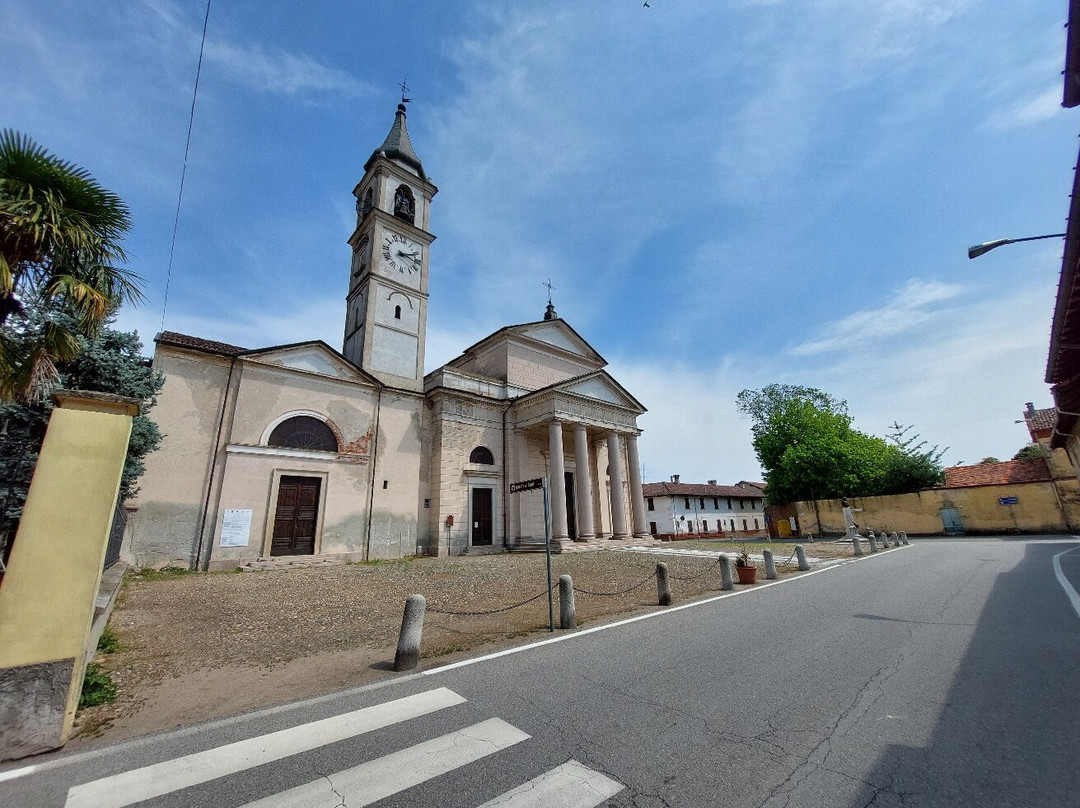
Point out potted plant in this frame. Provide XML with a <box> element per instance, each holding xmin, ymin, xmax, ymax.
<box><xmin>735</xmin><ymin>547</ymin><xmax>757</xmax><ymax>584</ymax></box>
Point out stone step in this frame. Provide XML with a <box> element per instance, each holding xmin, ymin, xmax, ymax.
<box><xmin>242</xmin><ymin>555</ymin><xmax>347</xmax><ymax>571</ymax></box>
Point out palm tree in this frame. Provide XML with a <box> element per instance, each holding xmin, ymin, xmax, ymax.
<box><xmin>0</xmin><ymin>129</ymin><xmax>144</xmax><ymax>401</ymax></box>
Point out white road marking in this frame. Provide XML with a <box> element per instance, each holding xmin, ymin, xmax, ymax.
<box><xmin>1052</xmin><ymin>544</ymin><xmax>1080</xmax><ymax>621</ymax></box>
<box><xmin>64</xmin><ymin>687</ymin><xmax>466</xmax><ymax>808</ymax></box>
<box><xmin>0</xmin><ymin>764</ymin><xmax>37</xmax><ymax>783</ymax></box>
<box><xmin>475</xmin><ymin>759</ymin><xmax>624</xmax><ymax>807</ymax></box>
<box><xmin>236</xmin><ymin>718</ymin><xmax>530</xmax><ymax>808</ymax></box>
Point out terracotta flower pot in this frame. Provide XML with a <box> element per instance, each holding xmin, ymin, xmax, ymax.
<box><xmin>736</xmin><ymin>565</ymin><xmax>757</xmax><ymax>585</ymax></box>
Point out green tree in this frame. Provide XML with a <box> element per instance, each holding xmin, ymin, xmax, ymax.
<box><xmin>883</xmin><ymin>422</ymin><xmax>946</xmax><ymax>490</ymax></box>
<box><xmin>736</xmin><ymin>387</ymin><xmax>945</xmax><ymax>504</ymax></box>
<box><xmin>1013</xmin><ymin>443</ymin><xmax>1048</xmax><ymax>460</ymax></box>
<box><xmin>0</xmin><ymin>130</ymin><xmax>144</xmax><ymax>401</ymax></box>
<box><xmin>0</xmin><ymin>317</ymin><xmax>162</xmax><ymax>535</ymax></box>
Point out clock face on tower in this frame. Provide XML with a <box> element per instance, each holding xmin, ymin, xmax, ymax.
<box><xmin>381</xmin><ymin>232</ymin><xmax>422</xmax><ymax>275</ymax></box>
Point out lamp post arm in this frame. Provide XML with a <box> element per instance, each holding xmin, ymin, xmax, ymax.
<box><xmin>968</xmin><ymin>233</ymin><xmax>1066</xmax><ymax>260</ymax></box>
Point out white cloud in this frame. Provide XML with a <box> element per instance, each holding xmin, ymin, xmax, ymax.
<box><xmin>790</xmin><ymin>279</ymin><xmax>962</xmax><ymax>356</ymax></box>
<box><xmin>986</xmin><ymin>85</ymin><xmax>1063</xmax><ymax>129</ymax></box>
<box><xmin>202</xmin><ymin>39</ymin><xmax>371</xmax><ymax>100</ymax></box>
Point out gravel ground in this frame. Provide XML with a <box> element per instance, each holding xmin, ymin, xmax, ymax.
<box><xmin>73</xmin><ymin>543</ymin><xmax>851</xmax><ymax>743</ymax></box>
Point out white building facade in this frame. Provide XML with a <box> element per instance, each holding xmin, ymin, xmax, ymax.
<box><xmin>642</xmin><ymin>478</ymin><xmax>767</xmax><ymax>539</ymax></box>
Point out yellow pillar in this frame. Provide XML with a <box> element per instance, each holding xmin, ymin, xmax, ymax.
<box><xmin>0</xmin><ymin>390</ymin><xmax>138</xmax><ymax>760</ymax></box>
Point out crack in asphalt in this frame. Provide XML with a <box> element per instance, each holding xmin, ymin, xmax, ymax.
<box><xmin>313</xmin><ymin>768</ymin><xmax>346</xmax><ymax>808</ymax></box>
<box><xmin>753</xmin><ymin>654</ymin><xmax>909</xmax><ymax>808</ymax></box>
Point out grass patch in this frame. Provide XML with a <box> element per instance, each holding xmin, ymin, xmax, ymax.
<box><xmin>96</xmin><ymin>626</ymin><xmax>121</xmax><ymax>654</ymax></box>
<box><xmin>79</xmin><ymin>664</ymin><xmax>117</xmax><ymax>708</ymax></box>
<box><xmin>132</xmin><ymin>566</ymin><xmax>195</xmax><ymax>581</ymax></box>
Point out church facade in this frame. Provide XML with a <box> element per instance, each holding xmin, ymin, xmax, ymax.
<box><xmin>125</xmin><ymin>104</ymin><xmax>651</xmax><ymax>570</ymax></box>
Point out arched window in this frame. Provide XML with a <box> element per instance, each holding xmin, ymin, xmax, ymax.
<box><xmin>268</xmin><ymin>416</ymin><xmax>338</xmax><ymax>452</ymax></box>
<box><xmin>361</xmin><ymin>187</ymin><xmax>373</xmax><ymax>217</ymax></box>
<box><xmin>394</xmin><ymin>184</ymin><xmax>416</xmax><ymax>224</ymax></box>
<box><xmin>394</xmin><ymin>304</ymin><xmax>402</xmax><ymax>319</ymax></box>
<box><xmin>469</xmin><ymin>446</ymin><xmax>495</xmax><ymax>465</ymax></box>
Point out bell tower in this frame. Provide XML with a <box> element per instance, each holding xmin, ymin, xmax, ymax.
<box><xmin>343</xmin><ymin>102</ymin><xmax>437</xmax><ymax>391</ymax></box>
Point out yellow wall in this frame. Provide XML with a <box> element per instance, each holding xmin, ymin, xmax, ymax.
<box><xmin>795</xmin><ymin>481</ymin><xmax>1069</xmax><ymax>536</ymax></box>
<box><xmin>0</xmin><ymin>392</ymin><xmax>136</xmax><ymax>756</ymax></box>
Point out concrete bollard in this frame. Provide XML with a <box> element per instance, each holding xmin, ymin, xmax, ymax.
<box><xmin>890</xmin><ymin>532</ymin><xmax>899</xmax><ymax>548</ymax></box>
<box><xmin>657</xmin><ymin>562</ymin><xmax>672</xmax><ymax>606</ymax></box>
<box><xmin>853</xmin><ymin>535</ymin><xmax>864</xmax><ymax>556</ymax></box>
<box><xmin>719</xmin><ymin>555</ymin><xmax>734</xmax><ymax>590</ymax></box>
<box><xmin>763</xmin><ymin>549</ymin><xmax>777</xmax><ymax>580</ymax></box>
<box><xmin>901</xmin><ymin>531</ymin><xmax>909</xmax><ymax>545</ymax></box>
<box><xmin>868</xmin><ymin>534</ymin><xmax>878</xmax><ymax>553</ymax></box>
<box><xmin>393</xmin><ymin>594</ymin><xmax>426</xmax><ymax>672</ymax></box>
<box><xmin>559</xmin><ymin>574</ymin><xmax>576</xmax><ymax>629</ymax></box>
<box><xmin>795</xmin><ymin>544</ymin><xmax>810</xmax><ymax>571</ymax></box>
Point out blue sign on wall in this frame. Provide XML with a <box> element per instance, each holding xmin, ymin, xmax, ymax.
<box><xmin>998</xmin><ymin>496</ymin><xmax>1019</xmax><ymax>506</ymax></box>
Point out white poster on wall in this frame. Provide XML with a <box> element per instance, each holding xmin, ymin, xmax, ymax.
<box><xmin>220</xmin><ymin>509</ymin><xmax>253</xmax><ymax>547</ymax></box>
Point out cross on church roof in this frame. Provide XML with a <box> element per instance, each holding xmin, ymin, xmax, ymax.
<box><xmin>398</xmin><ymin>78</ymin><xmax>412</xmax><ymax>105</ymax></box>
<box><xmin>542</xmin><ymin>279</ymin><xmax>558</xmax><ymax>321</ymax></box>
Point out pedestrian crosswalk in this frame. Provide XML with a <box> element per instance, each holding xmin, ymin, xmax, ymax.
<box><xmin>63</xmin><ymin>688</ymin><xmax>624</xmax><ymax>808</ymax></box>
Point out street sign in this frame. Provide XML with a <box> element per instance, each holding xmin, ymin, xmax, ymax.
<box><xmin>510</xmin><ymin>477</ymin><xmax>543</xmax><ymax>493</ymax></box>
<box><xmin>999</xmin><ymin>496</ymin><xmax>1019</xmax><ymax>505</ymax></box>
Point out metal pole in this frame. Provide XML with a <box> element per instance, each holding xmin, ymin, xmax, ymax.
<box><xmin>543</xmin><ymin>475</ymin><xmax>555</xmax><ymax>632</ymax></box>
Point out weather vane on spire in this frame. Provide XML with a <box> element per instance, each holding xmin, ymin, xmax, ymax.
<box><xmin>398</xmin><ymin>78</ymin><xmax>412</xmax><ymax>105</ymax></box>
<box><xmin>542</xmin><ymin>279</ymin><xmax>558</xmax><ymax>320</ymax></box>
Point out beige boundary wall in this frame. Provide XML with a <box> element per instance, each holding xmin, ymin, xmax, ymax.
<box><xmin>793</xmin><ymin>479</ymin><xmax>1078</xmax><ymax>537</ymax></box>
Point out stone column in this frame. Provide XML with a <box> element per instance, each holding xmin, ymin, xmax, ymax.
<box><xmin>625</xmin><ymin>434</ymin><xmax>649</xmax><ymax>538</ymax></box>
<box><xmin>514</xmin><ymin>429</ymin><xmax>530</xmax><ymax>540</ymax></box>
<box><xmin>573</xmin><ymin>425</ymin><xmax>596</xmax><ymax>540</ymax></box>
<box><xmin>548</xmin><ymin>420</ymin><xmax>569</xmax><ymax>540</ymax></box>
<box><xmin>593</xmin><ymin>438</ymin><xmax>610</xmax><ymax>538</ymax></box>
<box><xmin>607</xmin><ymin>432</ymin><xmax>629</xmax><ymax>538</ymax></box>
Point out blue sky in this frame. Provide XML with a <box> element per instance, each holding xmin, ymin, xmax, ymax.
<box><xmin>3</xmin><ymin>0</ymin><xmax>1075</xmax><ymax>483</ymax></box>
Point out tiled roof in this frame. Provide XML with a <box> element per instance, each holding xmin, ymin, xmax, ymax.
<box><xmin>156</xmin><ymin>331</ymin><xmax>248</xmax><ymax>357</ymax></box>
<box><xmin>943</xmin><ymin>458</ymin><xmax>1051</xmax><ymax>488</ymax></box>
<box><xmin>642</xmin><ymin>481</ymin><xmax>765</xmax><ymax>499</ymax></box>
<box><xmin>1023</xmin><ymin>406</ymin><xmax>1057</xmax><ymax>433</ymax></box>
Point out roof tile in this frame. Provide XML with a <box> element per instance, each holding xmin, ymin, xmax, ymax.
<box><xmin>156</xmin><ymin>331</ymin><xmax>248</xmax><ymax>357</ymax></box>
<box><xmin>943</xmin><ymin>458</ymin><xmax>1051</xmax><ymax>488</ymax></box>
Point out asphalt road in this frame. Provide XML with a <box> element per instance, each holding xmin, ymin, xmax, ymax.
<box><xmin>3</xmin><ymin>537</ymin><xmax>1079</xmax><ymax>807</ymax></box>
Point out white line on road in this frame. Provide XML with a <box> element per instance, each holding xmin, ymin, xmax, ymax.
<box><xmin>1052</xmin><ymin>543</ymin><xmax>1080</xmax><ymax>621</ymax></box>
<box><xmin>235</xmin><ymin>718</ymin><xmax>530</xmax><ymax>808</ymax></box>
<box><xmin>0</xmin><ymin>764</ymin><xmax>37</xmax><ymax>784</ymax></box>
<box><xmin>475</xmin><ymin>759</ymin><xmax>624</xmax><ymax>807</ymax></box>
<box><xmin>63</xmin><ymin>687</ymin><xmax>466</xmax><ymax>808</ymax></box>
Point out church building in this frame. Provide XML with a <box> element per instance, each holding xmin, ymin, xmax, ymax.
<box><xmin>125</xmin><ymin>103</ymin><xmax>652</xmax><ymax>570</ymax></box>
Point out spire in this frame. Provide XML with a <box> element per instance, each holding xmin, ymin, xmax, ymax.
<box><xmin>365</xmin><ymin>103</ymin><xmax>426</xmax><ymax>180</ymax></box>
<box><xmin>542</xmin><ymin>278</ymin><xmax>558</xmax><ymax>320</ymax></box>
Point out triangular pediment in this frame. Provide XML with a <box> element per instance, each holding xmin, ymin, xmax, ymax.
<box><xmin>507</xmin><ymin>320</ymin><xmax>605</xmax><ymax>365</ymax></box>
<box><xmin>242</xmin><ymin>342</ymin><xmax>375</xmax><ymax>384</ymax></box>
<box><xmin>530</xmin><ymin>370</ymin><xmax>646</xmax><ymax>413</ymax></box>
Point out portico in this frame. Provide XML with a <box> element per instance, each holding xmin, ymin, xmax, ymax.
<box><xmin>509</xmin><ymin>379</ymin><xmax>649</xmax><ymax>547</ymax></box>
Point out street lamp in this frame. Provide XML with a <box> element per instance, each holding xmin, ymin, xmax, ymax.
<box><xmin>967</xmin><ymin>233</ymin><xmax>1065</xmax><ymax>259</ymax></box>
